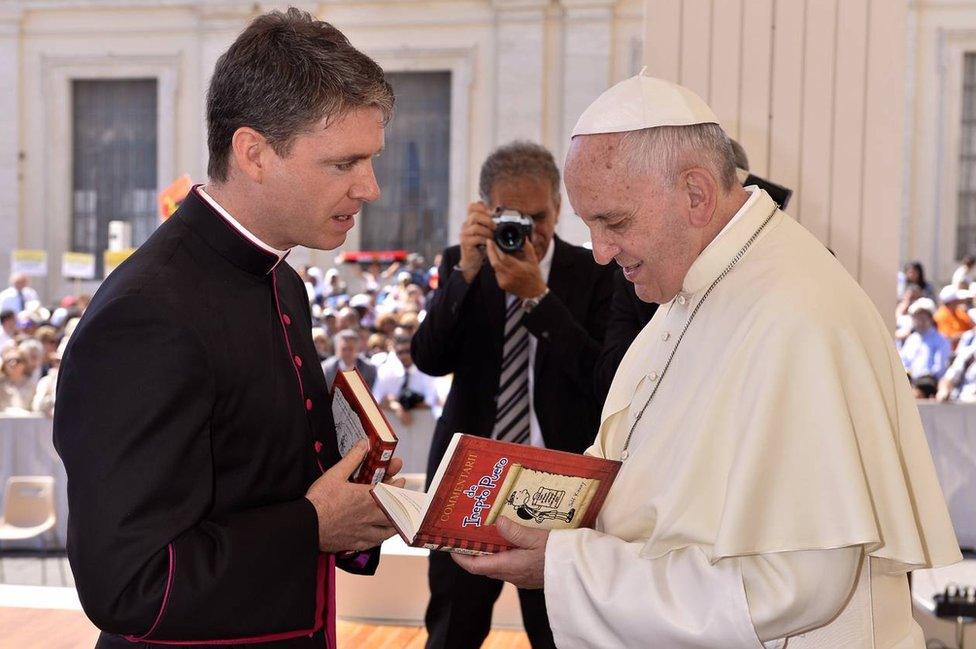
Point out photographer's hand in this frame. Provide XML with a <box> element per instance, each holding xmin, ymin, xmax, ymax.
<box><xmin>458</xmin><ymin>202</ymin><xmax>496</xmax><ymax>283</ymax></box>
<box><xmin>486</xmin><ymin>240</ymin><xmax>547</xmax><ymax>299</ymax></box>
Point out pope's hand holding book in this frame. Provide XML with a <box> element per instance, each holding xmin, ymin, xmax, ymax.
<box><xmin>452</xmin><ymin>517</ymin><xmax>548</xmax><ymax>589</ymax></box>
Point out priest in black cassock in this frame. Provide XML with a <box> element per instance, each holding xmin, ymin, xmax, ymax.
<box><xmin>53</xmin><ymin>9</ymin><xmax>401</xmax><ymax>648</ymax></box>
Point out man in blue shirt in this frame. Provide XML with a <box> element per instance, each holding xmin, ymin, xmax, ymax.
<box><xmin>900</xmin><ymin>297</ymin><xmax>952</xmax><ymax>380</ymax></box>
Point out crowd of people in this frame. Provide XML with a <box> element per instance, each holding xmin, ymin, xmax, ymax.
<box><xmin>0</xmin><ymin>254</ymin><xmax>446</xmax><ymax>422</ymax></box>
<box><xmin>9</xmin><ymin>251</ymin><xmax>976</xmax><ymax>418</ymax></box>
<box><xmin>897</xmin><ymin>256</ymin><xmax>976</xmax><ymax>401</ymax></box>
<box><xmin>8</xmin><ymin>246</ymin><xmax>976</xmax><ymax>416</ymax></box>
<box><xmin>0</xmin><ymin>273</ymin><xmax>89</xmax><ymax>416</ymax></box>
<box><xmin>302</xmin><ymin>253</ymin><xmax>445</xmax><ymax>424</ymax></box>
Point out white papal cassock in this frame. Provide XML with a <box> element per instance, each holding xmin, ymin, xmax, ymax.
<box><xmin>544</xmin><ymin>187</ymin><xmax>961</xmax><ymax>648</ymax></box>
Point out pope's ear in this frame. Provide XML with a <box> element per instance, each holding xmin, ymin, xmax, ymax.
<box><xmin>682</xmin><ymin>167</ymin><xmax>718</xmax><ymax>228</ymax></box>
<box><xmin>230</xmin><ymin>127</ymin><xmax>271</xmax><ymax>183</ymax></box>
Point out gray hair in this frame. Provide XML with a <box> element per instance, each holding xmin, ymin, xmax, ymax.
<box><xmin>207</xmin><ymin>8</ymin><xmax>395</xmax><ymax>182</ymax></box>
<box><xmin>334</xmin><ymin>328</ymin><xmax>360</xmax><ymax>349</ymax></box>
<box><xmin>479</xmin><ymin>141</ymin><xmax>561</xmax><ymax>204</ymax></box>
<box><xmin>618</xmin><ymin>123</ymin><xmax>739</xmax><ymax>191</ymax></box>
<box><xmin>729</xmin><ymin>139</ymin><xmax>749</xmax><ymax>171</ymax></box>
<box><xmin>18</xmin><ymin>338</ymin><xmax>42</xmax><ymax>358</ymax></box>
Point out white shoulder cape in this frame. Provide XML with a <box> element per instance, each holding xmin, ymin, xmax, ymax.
<box><xmin>594</xmin><ymin>189</ymin><xmax>960</xmax><ymax>571</ymax></box>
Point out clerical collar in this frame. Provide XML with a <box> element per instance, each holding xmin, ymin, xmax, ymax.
<box><xmin>197</xmin><ymin>186</ymin><xmax>291</xmax><ymax>263</ymax></box>
<box><xmin>680</xmin><ymin>186</ymin><xmax>777</xmax><ymax>296</ymax></box>
<box><xmin>177</xmin><ymin>187</ymin><xmax>289</xmax><ymax>276</ymax></box>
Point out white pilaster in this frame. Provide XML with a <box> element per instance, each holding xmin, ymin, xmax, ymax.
<box><xmin>0</xmin><ymin>6</ymin><xmax>22</xmax><ymax>288</ymax></box>
<box><xmin>558</xmin><ymin>0</ymin><xmax>617</xmax><ymax>245</ymax></box>
<box><xmin>196</xmin><ymin>1</ymin><xmax>254</xmax><ymax>182</ymax></box>
<box><xmin>492</xmin><ymin>0</ymin><xmax>548</xmax><ymax>147</ymax></box>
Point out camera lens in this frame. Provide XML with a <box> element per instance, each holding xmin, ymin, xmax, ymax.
<box><xmin>495</xmin><ymin>222</ymin><xmax>524</xmax><ymax>253</ymax></box>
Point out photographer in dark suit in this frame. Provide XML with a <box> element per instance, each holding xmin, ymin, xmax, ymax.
<box><xmin>412</xmin><ymin>141</ymin><xmax>614</xmax><ymax>649</ymax></box>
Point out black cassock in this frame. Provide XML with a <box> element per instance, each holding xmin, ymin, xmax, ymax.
<box><xmin>54</xmin><ymin>188</ymin><xmax>377</xmax><ymax>648</ymax></box>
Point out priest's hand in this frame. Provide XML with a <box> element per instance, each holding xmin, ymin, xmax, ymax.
<box><xmin>452</xmin><ymin>517</ymin><xmax>548</xmax><ymax>589</ymax></box>
<box><xmin>486</xmin><ymin>240</ymin><xmax>547</xmax><ymax>300</ymax></box>
<box><xmin>382</xmin><ymin>455</ymin><xmax>404</xmax><ymax>485</ymax></box>
<box><xmin>305</xmin><ymin>440</ymin><xmax>405</xmax><ymax>553</ymax></box>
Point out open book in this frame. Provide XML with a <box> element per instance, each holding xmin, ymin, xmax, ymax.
<box><xmin>372</xmin><ymin>433</ymin><xmax>620</xmax><ymax>555</ymax></box>
<box><xmin>331</xmin><ymin>367</ymin><xmax>398</xmax><ymax>485</ymax></box>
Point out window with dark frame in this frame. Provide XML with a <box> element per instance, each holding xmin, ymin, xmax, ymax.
<box><xmin>72</xmin><ymin>78</ymin><xmax>158</xmax><ymax>278</ymax></box>
<box><xmin>359</xmin><ymin>71</ymin><xmax>451</xmax><ymax>262</ymax></box>
<box><xmin>958</xmin><ymin>54</ymin><xmax>976</xmax><ymax>261</ymax></box>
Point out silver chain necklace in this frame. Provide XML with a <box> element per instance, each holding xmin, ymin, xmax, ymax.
<box><xmin>619</xmin><ymin>206</ymin><xmax>778</xmax><ymax>461</ymax></box>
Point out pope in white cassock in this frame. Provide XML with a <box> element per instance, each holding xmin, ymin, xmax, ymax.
<box><xmin>453</xmin><ymin>71</ymin><xmax>962</xmax><ymax>648</ymax></box>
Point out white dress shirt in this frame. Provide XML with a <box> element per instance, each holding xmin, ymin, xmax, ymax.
<box><xmin>527</xmin><ymin>238</ymin><xmax>554</xmax><ymax>448</ymax></box>
<box><xmin>0</xmin><ymin>286</ymin><xmax>40</xmax><ymax>314</ymax></box>
<box><xmin>372</xmin><ymin>359</ymin><xmax>438</xmax><ymax>407</ymax></box>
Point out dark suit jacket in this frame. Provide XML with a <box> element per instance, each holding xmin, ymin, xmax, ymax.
<box><xmin>54</xmin><ymin>188</ymin><xmax>376</xmax><ymax>648</ymax></box>
<box><xmin>412</xmin><ymin>237</ymin><xmax>614</xmax><ymax>478</ymax></box>
<box><xmin>593</xmin><ymin>268</ymin><xmax>659</xmax><ymax>404</ymax></box>
<box><xmin>321</xmin><ymin>356</ymin><xmax>378</xmax><ymax>392</ymax></box>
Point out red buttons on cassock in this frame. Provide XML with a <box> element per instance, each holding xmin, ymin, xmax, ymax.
<box><xmin>282</xmin><ymin>313</ymin><xmax>292</xmax><ymax>326</ymax></box>
<box><xmin>294</xmin><ymin>355</ymin><xmax>302</xmax><ymax>368</ymax></box>
<box><xmin>314</xmin><ymin>441</ymin><xmax>323</xmax><ymax>453</ymax></box>
<box><xmin>305</xmin><ymin>398</ymin><xmax>313</xmax><ymax>411</ymax></box>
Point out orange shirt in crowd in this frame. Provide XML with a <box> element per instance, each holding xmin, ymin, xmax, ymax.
<box><xmin>934</xmin><ymin>304</ymin><xmax>974</xmax><ymax>346</ymax></box>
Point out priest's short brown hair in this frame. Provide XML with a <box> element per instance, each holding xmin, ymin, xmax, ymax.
<box><xmin>206</xmin><ymin>8</ymin><xmax>394</xmax><ymax>183</ymax></box>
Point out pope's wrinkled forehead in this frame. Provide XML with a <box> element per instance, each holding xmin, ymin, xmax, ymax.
<box><xmin>563</xmin><ymin>133</ymin><xmax>641</xmax><ymax>221</ymax></box>
<box><xmin>565</xmin><ymin>133</ymin><xmax>629</xmax><ymax>186</ymax></box>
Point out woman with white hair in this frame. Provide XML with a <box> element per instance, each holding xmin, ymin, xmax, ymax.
<box><xmin>0</xmin><ymin>347</ymin><xmax>36</xmax><ymax>414</ymax></box>
<box><xmin>18</xmin><ymin>337</ymin><xmax>44</xmax><ymax>383</ymax></box>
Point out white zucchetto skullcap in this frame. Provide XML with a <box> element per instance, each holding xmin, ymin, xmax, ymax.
<box><xmin>572</xmin><ymin>67</ymin><xmax>720</xmax><ymax>138</ymax></box>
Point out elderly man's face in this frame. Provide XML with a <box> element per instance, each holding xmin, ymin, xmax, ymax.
<box><xmin>565</xmin><ymin>134</ymin><xmax>697</xmax><ymax>304</ymax></box>
<box><xmin>488</xmin><ymin>176</ymin><xmax>560</xmax><ymax>261</ymax></box>
<box><xmin>337</xmin><ymin>337</ymin><xmax>359</xmax><ymax>364</ymax></box>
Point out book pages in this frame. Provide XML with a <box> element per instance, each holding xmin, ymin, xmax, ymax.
<box><xmin>374</xmin><ymin>484</ymin><xmax>430</xmax><ymax>539</ymax></box>
<box><xmin>332</xmin><ymin>388</ymin><xmax>369</xmax><ymax>479</ymax></box>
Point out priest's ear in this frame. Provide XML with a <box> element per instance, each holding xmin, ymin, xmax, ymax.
<box><xmin>229</xmin><ymin>127</ymin><xmax>273</xmax><ymax>184</ymax></box>
<box><xmin>679</xmin><ymin>167</ymin><xmax>719</xmax><ymax>228</ymax></box>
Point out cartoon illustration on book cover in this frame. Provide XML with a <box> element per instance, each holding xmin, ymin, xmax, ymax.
<box><xmin>504</xmin><ymin>488</ymin><xmax>576</xmax><ymax>524</ymax></box>
<box><xmin>485</xmin><ymin>463</ymin><xmax>601</xmax><ymax>530</ymax></box>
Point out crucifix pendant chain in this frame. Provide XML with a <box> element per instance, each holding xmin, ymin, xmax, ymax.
<box><xmin>619</xmin><ymin>206</ymin><xmax>777</xmax><ymax>462</ymax></box>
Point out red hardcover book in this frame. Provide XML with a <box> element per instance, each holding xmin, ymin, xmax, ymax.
<box><xmin>331</xmin><ymin>367</ymin><xmax>398</xmax><ymax>485</ymax></box>
<box><xmin>371</xmin><ymin>433</ymin><xmax>620</xmax><ymax>555</ymax></box>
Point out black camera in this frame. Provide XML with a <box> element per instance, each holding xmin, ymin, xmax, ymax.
<box><xmin>492</xmin><ymin>208</ymin><xmax>533</xmax><ymax>254</ymax></box>
<box><xmin>396</xmin><ymin>388</ymin><xmax>426</xmax><ymax>411</ymax></box>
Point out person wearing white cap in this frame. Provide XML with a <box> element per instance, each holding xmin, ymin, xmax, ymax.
<box><xmin>934</xmin><ymin>284</ymin><xmax>975</xmax><ymax>348</ymax></box>
<box><xmin>901</xmin><ymin>297</ymin><xmax>952</xmax><ymax>382</ymax></box>
<box><xmin>454</xmin><ymin>70</ymin><xmax>960</xmax><ymax>648</ymax></box>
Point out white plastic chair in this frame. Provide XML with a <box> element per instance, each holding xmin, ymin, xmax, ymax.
<box><xmin>0</xmin><ymin>476</ymin><xmax>65</xmax><ymax>585</ymax></box>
